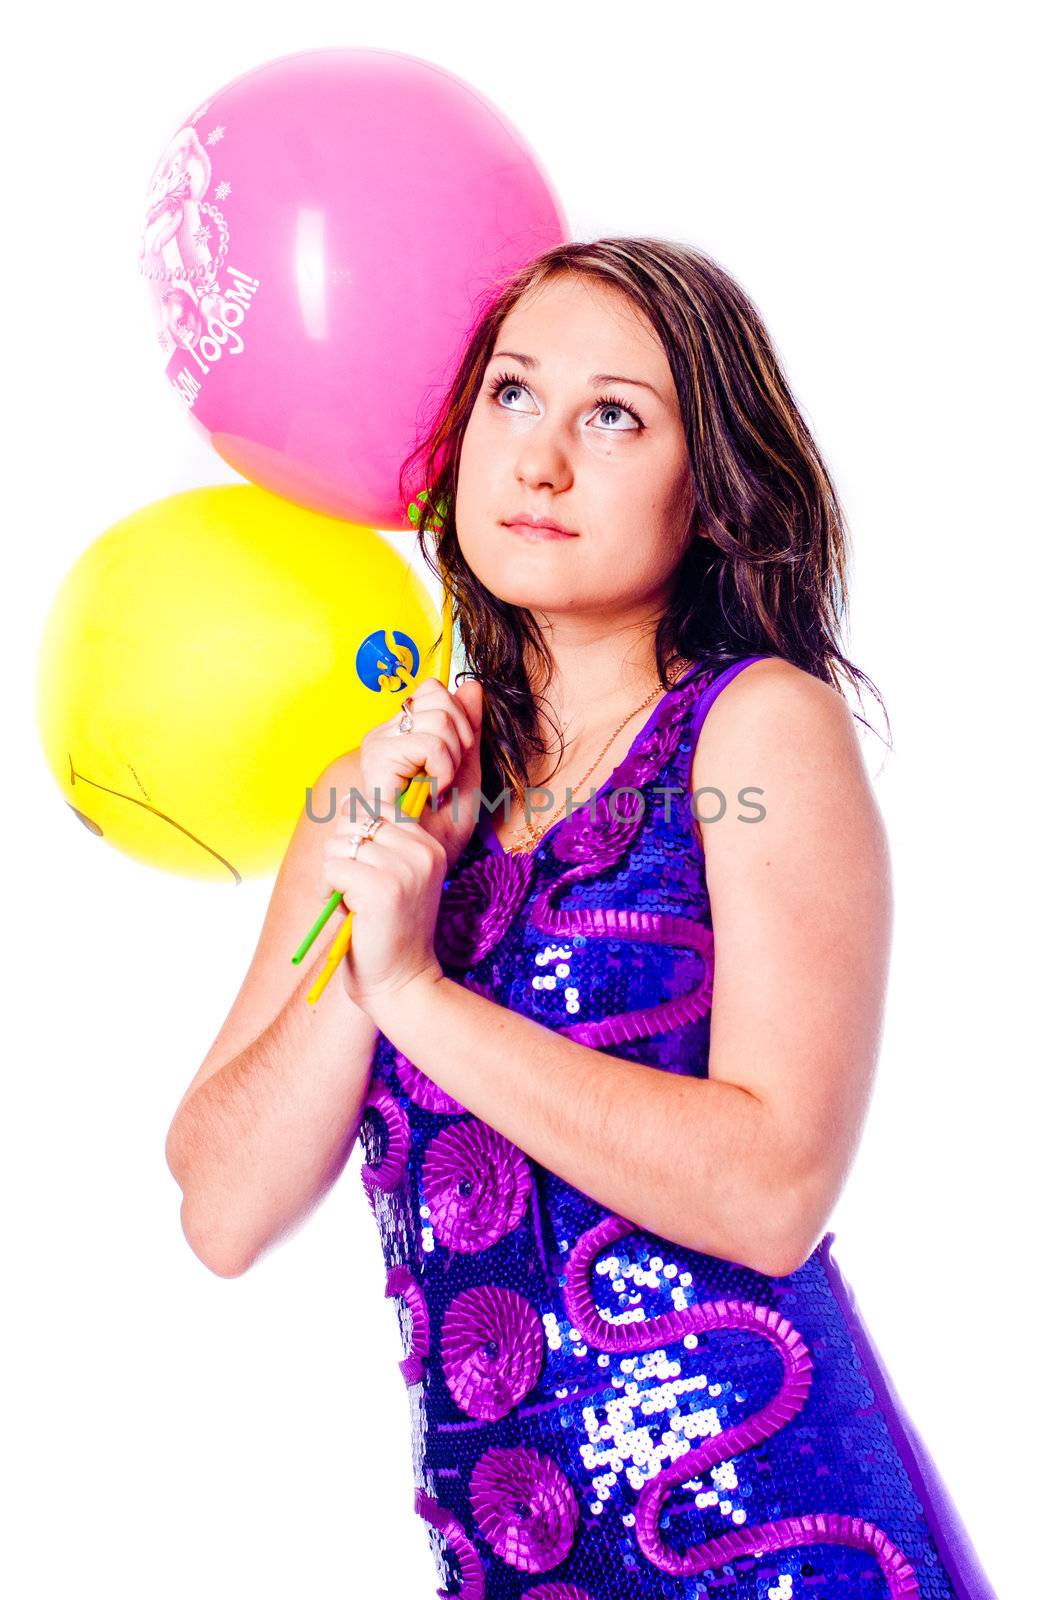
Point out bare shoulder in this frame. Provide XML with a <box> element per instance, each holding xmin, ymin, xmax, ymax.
<box><xmin>691</xmin><ymin>657</ymin><xmax>880</xmax><ymax>824</ymax></box>
<box><xmin>692</xmin><ymin>656</ymin><xmax>860</xmax><ymax>767</ymax></box>
<box><xmin>689</xmin><ymin>654</ymin><xmax>892</xmax><ymax>919</ymax></box>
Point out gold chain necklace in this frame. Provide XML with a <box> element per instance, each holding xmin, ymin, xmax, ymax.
<box><xmin>503</xmin><ymin>673</ymin><xmax>684</xmax><ymax>856</ymax></box>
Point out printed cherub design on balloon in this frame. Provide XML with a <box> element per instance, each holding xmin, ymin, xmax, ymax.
<box><xmin>138</xmin><ymin>118</ymin><xmax>231</xmax><ymax>355</ymax></box>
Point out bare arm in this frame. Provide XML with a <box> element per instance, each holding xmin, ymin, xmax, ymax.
<box><xmin>165</xmin><ymin>750</ymin><xmax>381</xmax><ymax>1278</ymax></box>
<box><xmin>364</xmin><ymin>660</ymin><xmax>892</xmax><ymax>1277</ymax></box>
<box><xmin>690</xmin><ymin>659</ymin><xmax>893</xmax><ymax>1268</ymax></box>
<box><xmin>370</xmin><ymin>974</ymin><xmax>781</xmax><ymax>1270</ymax></box>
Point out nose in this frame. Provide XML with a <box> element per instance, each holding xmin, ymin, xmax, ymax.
<box><xmin>512</xmin><ymin>429</ymin><xmax>574</xmax><ymax>493</ymax></box>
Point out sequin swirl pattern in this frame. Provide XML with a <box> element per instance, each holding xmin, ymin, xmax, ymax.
<box><xmin>360</xmin><ymin>656</ymin><xmax>997</xmax><ymax>1600</ymax></box>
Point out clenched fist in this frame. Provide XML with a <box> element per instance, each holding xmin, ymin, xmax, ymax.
<box><xmin>319</xmin><ymin>676</ymin><xmax>485</xmax><ymax>1011</ymax></box>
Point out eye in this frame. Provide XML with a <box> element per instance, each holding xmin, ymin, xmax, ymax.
<box><xmin>486</xmin><ymin>369</ymin><xmax>645</xmax><ymax>431</ymax></box>
<box><xmin>487</xmin><ymin>370</ymin><xmax>536</xmax><ymax>412</ymax></box>
<box><xmin>593</xmin><ymin>392</ymin><xmax>645</xmax><ymax>430</ymax></box>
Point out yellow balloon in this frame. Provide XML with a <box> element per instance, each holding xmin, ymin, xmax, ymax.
<box><xmin>35</xmin><ymin>484</ymin><xmax>441</xmax><ymax>882</ymax></box>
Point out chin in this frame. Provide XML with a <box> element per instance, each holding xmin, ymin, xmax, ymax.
<box><xmin>497</xmin><ymin>567</ymin><xmax>583</xmax><ymax>611</ymax></box>
<box><xmin>485</xmin><ymin>576</ymin><xmax>565</xmax><ymax>609</ymax></box>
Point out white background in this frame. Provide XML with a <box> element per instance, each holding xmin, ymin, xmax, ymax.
<box><xmin>4</xmin><ymin>4</ymin><xmax>1056</xmax><ymax>1596</ymax></box>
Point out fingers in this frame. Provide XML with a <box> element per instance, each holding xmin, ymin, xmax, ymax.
<box><xmin>361</xmin><ymin>679</ymin><xmax>477</xmax><ymax>807</ymax></box>
<box><xmin>348</xmin><ymin>679</ymin><xmax>480</xmax><ymax>844</ymax></box>
<box><xmin>355</xmin><ymin>730</ymin><xmax>458</xmax><ymax>819</ymax></box>
<box><xmin>392</xmin><ymin>706</ymin><xmax>467</xmax><ymax>773</ymax></box>
<box><xmin>320</xmin><ymin>814</ymin><xmax>445</xmax><ymax>907</ymax></box>
<box><xmin>326</xmin><ymin>813</ymin><xmax>444</xmax><ymax>873</ymax></box>
<box><xmin>398</xmin><ymin>677</ymin><xmax>477</xmax><ymax>752</ymax></box>
<box><xmin>455</xmin><ymin>676</ymin><xmax>485</xmax><ymax>734</ymax></box>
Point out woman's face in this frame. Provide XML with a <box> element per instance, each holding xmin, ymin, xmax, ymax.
<box><xmin>455</xmin><ymin>275</ymin><xmax>698</xmax><ymax>618</ymax></box>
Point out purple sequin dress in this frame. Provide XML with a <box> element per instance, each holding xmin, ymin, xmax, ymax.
<box><xmin>359</xmin><ymin>656</ymin><xmax>997</xmax><ymax>1600</ymax></box>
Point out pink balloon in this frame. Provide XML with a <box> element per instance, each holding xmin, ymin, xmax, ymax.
<box><xmin>138</xmin><ymin>48</ymin><xmax>569</xmax><ymax>529</ymax></box>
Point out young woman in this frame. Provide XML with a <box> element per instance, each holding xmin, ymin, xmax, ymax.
<box><xmin>166</xmin><ymin>239</ymin><xmax>997</xmax><ymax>1598</ymax></box>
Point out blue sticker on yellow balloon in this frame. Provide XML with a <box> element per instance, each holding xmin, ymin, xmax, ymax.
<box><xmin>357</xmin><ymin>630</ymin><xmax>420</xmax><ymax>694</ymax></box>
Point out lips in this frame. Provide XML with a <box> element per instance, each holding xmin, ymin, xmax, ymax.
<box><xmin>503</xmin><ymin>518</ymin><xmax>577</xmax><ymax>540</ymax></box>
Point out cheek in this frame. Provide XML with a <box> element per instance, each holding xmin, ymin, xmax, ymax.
<box><xmin>455</xmin><ymin>417</ymin><xmax>503</xmax><ymax>508</ymax></box>
<box><xmin>610</xmin><ymin>511</ymin><xmax>692</xmax><ymax>593</ymax></box>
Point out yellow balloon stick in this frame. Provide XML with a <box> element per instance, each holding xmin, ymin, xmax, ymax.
<box><xmin>301</xmin><ymin>584</ymin><xmax>454</xmax><ymax>1006</ymax></box>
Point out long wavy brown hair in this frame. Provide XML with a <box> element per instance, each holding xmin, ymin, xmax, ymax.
<box><xmin>398</xmin><ymin>236</ymin><xmax>890</xmax><ymax>804</ymax></box>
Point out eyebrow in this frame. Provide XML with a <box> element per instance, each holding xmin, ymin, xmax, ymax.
<box><xmin>490</xmin><ymin>350</ymin><xmax>664</xmax><ymax>402</ymax></box>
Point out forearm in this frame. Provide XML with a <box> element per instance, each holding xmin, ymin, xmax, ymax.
<box><xmin>170</xmin><ymin>957</ymin><xmax>381</xmax><ymax>1276</ymax></box>
<box><xmin>369</xmin><ymin>974</ymin><xmax>794</xmax><ymax>1274</ymax></box>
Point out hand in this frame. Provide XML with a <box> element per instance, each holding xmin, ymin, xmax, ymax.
<box><xmin>319</xmin><ymin>807</ymin><xmax>447</xmax><ymax>1016</ymax></box>
<box><xmin>354</xmin><ymin>676</ymin><xmax>485</xmax><ymax>874</ymax></box>
<box><xmin>413</xmin><ymin>677</ymin><xmax>485</xmax><ymax>868</ymax></box>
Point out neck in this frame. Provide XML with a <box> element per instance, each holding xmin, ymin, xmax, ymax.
<box><xmin>514</xmin><ymin>646</ymin><xmax>692</xmax><ymax>802</ymax></box>
<box><xmin>525</xmin><ymin>630</ymin><xmax>689</xmax><ymax>749</ymax></box>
